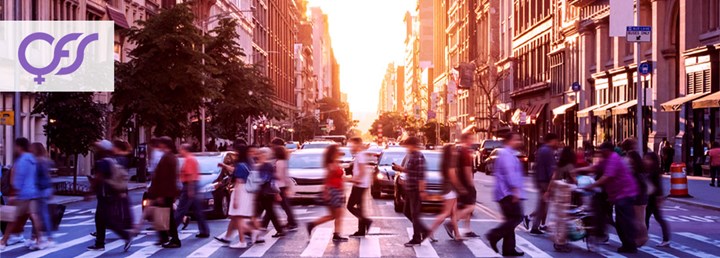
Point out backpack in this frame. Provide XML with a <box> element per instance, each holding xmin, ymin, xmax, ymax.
<box><xmin>36</xmin><ymin>159</ymin><xmax>53</xmax><ymax>190</ymax></box>
<box><xmin>104</xmin><ymin>158</ymin><xmax>129</xmax><ymax>191</ymax></box>
<box><xmin>242</xmin><ymin>164</ymin><xmax>263</xmax><ymax>193</ymax></box>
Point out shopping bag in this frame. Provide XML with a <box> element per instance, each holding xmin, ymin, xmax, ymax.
<box><xmin>48</xmin><ymin>203</ymin><xmax>66</xmax><ymax>231</ymax></box>
<box><xmin>150</xmin><ymin>206</ymin><xmax>170</xmax><ymax>231</ymax></box>
<box><xmin>0</xmin><ymin>205</ymin><xmax>17</xmax><ymax>222</ymax></box>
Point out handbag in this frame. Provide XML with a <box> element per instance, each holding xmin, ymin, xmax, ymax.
<box><xmin>0</xmin><ymin>205</ymin><xmax>17</xmax><ymax>222</ymax></box>
<box><xmin>149</xmin><ymin>206</ymin><xmax>170</xmax><ymax>231</ymax></box>
<box><xmin>48</xmin><ymin>203</ymin><xmax>66</xmax><ymax>231</ymax></box>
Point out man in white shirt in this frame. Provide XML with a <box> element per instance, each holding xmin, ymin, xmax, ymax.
<box><xmin>347</xmin><ymin>137</ymin><xmax>372</xmax><ymax>237</ymax></box>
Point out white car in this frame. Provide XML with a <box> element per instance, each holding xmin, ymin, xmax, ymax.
<box><xmin>288</xmin><ymin>149</ymin><xmax>328</xmax><ymax>201</ymax></box>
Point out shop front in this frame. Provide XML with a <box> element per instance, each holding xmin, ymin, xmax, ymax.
<box><xmin>552</xmin><ymin>101</ymin><xmax>577</xmax><ymax>148</ymax></box>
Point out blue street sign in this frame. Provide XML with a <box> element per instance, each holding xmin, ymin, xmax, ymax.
<box><xmin>639</xmin><ymin>62</ymin><xmax>652</xmax><ymax>75</ymax></box>
<box><xmin>571</xmin><ymin>82</ymin><xmax>581</xmax><ymax>92</ymax></box>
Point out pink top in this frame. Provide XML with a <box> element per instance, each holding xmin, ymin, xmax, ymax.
<box><xmin>709</xmin><ymin>148</ymin><xmax>720</xmax><ymax>166</ymax></box>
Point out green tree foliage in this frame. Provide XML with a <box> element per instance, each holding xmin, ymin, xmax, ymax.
<box><xmin>317</xmin><ymin>97</ymin><xmax>351</xmax><ymax>136</ymax></box>
<box><xmin>204</xmin><ymin>18</ymin><xmax>284</xmax><ymax>139</ymax></box>
<box><xmin>369</xmin><ymin>112</ymin><xmax>407</xmax><ymax>139</ymax></box>
<box><xmin>420</xmin><ymin>121</ymin><xmax>450</xmax><ymax>146</ymax></box>
<box><xmin>112</xmin><ymin>3</ymin><xmax>218</xmax><ymax>139</ymax></box>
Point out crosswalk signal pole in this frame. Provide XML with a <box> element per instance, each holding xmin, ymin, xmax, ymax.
<box><xmin>635</xmin><ymin>0</ymin><xmax>644</xmax><ymax>153</ymax></box>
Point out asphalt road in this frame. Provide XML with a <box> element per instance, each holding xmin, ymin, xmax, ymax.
<box><xmin>2</xmin><ymin>173</ymin><xmax>719</xmax><ymax>258</ymax></box>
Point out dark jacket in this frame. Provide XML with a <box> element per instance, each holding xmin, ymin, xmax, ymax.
<box><xmin>533</xmin><ymin>144</ymin><xmax>555</xmax><ymax>184</ymax></box>
<box><xmin>148</xmin><ymin>152</ymin><xmax>178</xmax><ymax>198</ymax></box>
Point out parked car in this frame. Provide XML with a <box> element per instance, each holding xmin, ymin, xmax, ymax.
<box><xmin>370</xmin><ymin>147</ymin><xmax>407</xmax><ymax>199</ymax></box>
<box><xmin>483</xmin><ymin>149</ymin><xmax>529</xmax><ymax>175</ymax></box>
<box><xmin>338</xmin><ymin>147</ymin><xmax>354</xmax><ymax>170</ymax></box>
<box><xmin>475</xmin><ymin>140</ymin><xmax>504</xmax><ymax>172</ymax></box>
<box><xmin>287</xmin><ymin>149</ymin><xmax>327</xmax><ymax>201</ymax></box>
<box><xmin>301</xmin><ymin>141</ymin><xmax>336</xmax><ymax>149</ymax></box>
<box><xmin>141</xmin><ymin>151</ymin><xmax>237</xmax><ymax>219</ymax></box>
<box><xmin>285</xmin><ymin>141</ymin><xmax>300</xmax><ymax>152</ymax></box>
<box><xmin>393</xmin><ymin>150</ymin><xmax>444</xmax><ymax>212</ymax></box>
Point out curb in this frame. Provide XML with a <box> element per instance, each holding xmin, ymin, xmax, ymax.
<box><xmin>667</xmin><ymin>197</ymin><xmax>720</xmax><ymax>212</ymax></box>
<box><xmin>53</xmin><ymin>184</ymin><xmax>146</xmax><ymax>205</ymax></box>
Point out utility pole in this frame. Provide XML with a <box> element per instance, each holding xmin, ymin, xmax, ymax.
<box><xmin>635</xmin><ymin>0</ymin><xmax>644</xmax><ymax>153</ymax></box>
<box><xmin>14</xmin><ymin>0</ymin><xmax>22</xmax><ymax>142</ymax></box>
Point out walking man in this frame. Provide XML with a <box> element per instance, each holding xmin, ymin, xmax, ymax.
<box><xmin>524</xmin><ymin>133</ymin><xmax>559</xmax><ymax>234</ymax></box>
<box><xmin>148</xmin><ymin>137</ymin><xmax>181</xmax><ymax>248</ymax></box>
<box><xmin>453</xmin><ymin>132</ymin><xmax>478</xmax><ymax>238</ymax></box>
<box><xmin>347</xmin><ymin>137</ymin><xmax>373</xmax><ymax>237</ymax></box>
<box><xmin>485</xmin><ymin>132</ymin><xmax>525</xmax><ymax>256</ymax></box>
<box><xmin>392</xmin><ymin>137</ymin><xmax>428</xmax><ymax>247</ymax></box>
<box><xmin>584</xmin><ymin>142</ymin><xmax>639</xmax><ymax>253</ymax></box>
<box><xmin>174</xmin><ymin>143</ymin><xmax>210</xmax><ymax>238</ymax></box>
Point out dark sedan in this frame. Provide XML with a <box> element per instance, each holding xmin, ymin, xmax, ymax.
<box><xmin>393</xmin><ymin>150</ymin><xmax>444</xmax><ymax>212</ymax></box>
<box><xmin>370</xmin><ymin>148</ymin><xmax>406</xmax><ymax>199</ymax></box>
<box><xmin>475</xmin><ymin>139</ymin><xmax>503</xmax><ymax>172</ymax></box>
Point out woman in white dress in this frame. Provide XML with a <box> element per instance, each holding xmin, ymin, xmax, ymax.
<box><xmin>215</xmin><ymin>141</ymin><xmax>260</xmax><ymax>248</ymax></box>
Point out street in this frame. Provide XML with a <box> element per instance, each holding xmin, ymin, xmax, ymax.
<box><xmin>2</xmin><ymin>173</ymin><xmax>719</xmax><ymax>258</ymax></box>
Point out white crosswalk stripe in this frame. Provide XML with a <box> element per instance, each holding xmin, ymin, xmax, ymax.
<box><xmin>515</xmin><ymin>236</ymin><xmax>551</xmax><ymax>258</ymax></box>
<box><xmin>124</xmin><ymin>233</ymin><xmax>191</xmax><ymax>258</ymax></box>
<box><xmin>568</xmin><ymin>241</ymin><xmax>626</xmax><ymax>258</ymax></box>
<box><xmin>405</xmin><ymin>228</ymin><xmax>438</xmax><ymax>258</ymax></box>
<box><xmin>358</xmin><ymin>227</ymin><xmax>381</xmax><ymax>258</ymax></box>
<box><xmin>17</xmin><ymin>235</ymin><xmax>95</xmax><ymax>258</ymax></box>
<box><xmin>74</xmin><ymin>235</ymin><xmax>147</xmax><ymax>258</ymax></box>
<box><xmin>187</xmin><ymin>231</ymin><xmax>228</xmax><ymax>258</ymax></box>
<box><xmin>608</xmin><ymin>234</ymin><xmax>677</xmax><ymax>258</ymax></box>
<box><xmin>240</xmin><ymin>229</ymin><xmax>280</xmax><ymax>257</ymax></box>
<box><xmin>648</xmin><ymin>234</ymin><xmax>720</xmax><ymax>258</ymax></box>
<box><xmin>676</xmin><ymin>232</ymin><xmax>720</xmax><ymax>246</ymax></box>
<box><xmin>462</xmin><ymin>237</ymin><xmax>501</xmax><ymax>257</ymax></box>
<box><xmin>300</xmin><ymin>227</ymin><xmax>333</xmax><ymax>257</ymax></box>
<box><xmin>0</xmin><ymin>233</ymin><xmax>69</xmax><ymax>252</ymax></box>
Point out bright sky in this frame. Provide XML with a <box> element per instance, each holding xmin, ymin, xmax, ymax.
<box><xmin>308</xmin><ymin>0</ymin><xmax>415</xmax><ymax>132</ymax></box>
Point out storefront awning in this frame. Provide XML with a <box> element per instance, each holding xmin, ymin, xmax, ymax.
<box><xmin>552</xmin><ymin>102</ymin><xmax>577</xmax><ymax>116</ymax></box>
<box><xmin>692</xmin><ymin>91</ymin><xmax>720</xmax><ymax>109</ymax></box>
<box><xmin>660</xmin><ymin>93</ymin><xmax>710</xmax><ymax>112</ymax></box>
<box><xmin>592</xmin><ymin>102</ymin><xmax>624</xmax><ymax>117</ymax></box>
<box><xmin>510</xmin><ymin>103</ymin><xmax>546</xmax><ymax>125</ymax></box>
<box><xmin>577</xmin><ymin>104</ymin><xmax>603</xmax><ymax>118</ymax></box>
<box><xmin>611</xmin><ymin>99</ymin><xmax>638</xmax><ymax>115</ymax></box>
<box><xmin>106</xmin><ymin>6</ymin><xmax>130</xmax><ymax>29</ymax></box>
<box><xmin>462</xmin><ymin>125</ymin><xmax>477</xmax><ymax>134</ymax></box>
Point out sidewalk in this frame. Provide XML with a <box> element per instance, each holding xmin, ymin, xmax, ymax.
<box><xmin>50</xmin><ymin>175</ymin><xmax>146</xmax><ymax>205</ymax></box>
<box><xmin>663</xmin><ymin>174</ymin><xmax>720</xmax><ymax>211</ymax></box>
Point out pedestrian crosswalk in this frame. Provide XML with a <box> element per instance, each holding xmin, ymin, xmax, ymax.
<box><xmin>3</xmin><ymin>228</ymin><xmax>720</xmax><ymax>258</ymax></box>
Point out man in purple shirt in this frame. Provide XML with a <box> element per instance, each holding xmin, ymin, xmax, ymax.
<box><xmin>585</xmin><ymin>142</ymin><xmax>639</xmax><ymax>253</ymax></box>
<box><xmin>485</xmin><ymin>132</ymin><xmax>524</xmax><ymax>256</ymax></box>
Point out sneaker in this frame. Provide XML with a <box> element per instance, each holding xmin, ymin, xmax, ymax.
<box><xmin>443</xmin><ymin>222</ymin><xmax>455</xmax><ymax>239</ymax></box>
<box><xmin>332</xmin><ymin>234</ymin><xmax>348</xmax><ymax>242</ymax></box>
<box><xmin>539</xmin><ymin>225</ymin><xmax>549</xmax><ymax>231</ymax></box>
<box><xmin>404</xmin><ymin>240</ymin><xmax>422</xmax><ymax>247</ymax></box>
<box><xmin>502</xmin><ymin>250</ymin><xmax>525</xmax><ymax>256</ymax></box>
<box><xmin>229</xmin><ymin>242</ymin><xmax>248</xmax><ymax>249</ymax></box>
<box><xmin>162</xmin><ymin>242</ymin><xmax>181</xmax><ymax>248</ymax></box>
<box><xmin>214</xmin><ymin>236</ymin><xmax>231</xmax><ymax>244</ymax></box>
<box><xmin>123</xmin><ymin>238</ymin><xmax>132</xmax><ymax>252</ymax></box>
<box><xmin>464</xmin><ymin>232</ymin><xmax>481</xmax><ymax>238</ymax></box>
<box><xmin>529</xmin><ymin>229</ymin><xmax>544</xmax><ymax>235</ymax></box>
<box><xmin>7</xmin><ymin>235</ymin><xmax>25</xmax><ymax>246</ymax></box>
<box><xmin>349</xmin><ymin>231</ymin><xmax>366</xmax><ymax>237</ymax></box>
<box><xmin>86</xmin><ymin>245</ymin><xmax>105</xmax><ymax>251</ymax></box>
<box><xmin>90</xmin><ymin>231</ymin><xmax>97</xmax><ymax>237</ymax></box>
<box><xmin>196</xmin><ymin>233</ymin><xmax>210</xmax><ymax>238</ymax></box>
<box><xmin>656</xmin><ymin>241</ymin><xmax>670</xmax><ymax>247</ymax></box>
<box><xmin>271</xmin><ymin>232</ymin><xmax>285</xmax><ymax>238</ymax></box>
<box><xmin>182</xmin><ymin>216</ymin><xmax>190</xmax><ymax>230</ymax></box>
<box><xmin>522</xmin><ymin>215</ymin><xmax>530</xmax><ymax>230</ymax></box>
<box><xmin>28</xmin><ymin>241</ymin><xmax>50</xmax><ymax>251</ymax></box>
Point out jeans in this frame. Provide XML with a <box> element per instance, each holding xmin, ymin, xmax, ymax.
<box><xmin>95</xmin><ymin>197</ymin><xmax>131</xmax><ymax>246</ymax></box>
<box><xmin>645</xmin><ymin>195</ymin><xmax>670</xmax><ymax>241</ymax></box>
<box><xmin>156</xmin><ymin>197</ymin><xmax>180</xmax><ymax>245</ymax></box>
<box><xmin>614</xmin><ymin>197</ymin><xmax>637</xmax><ymax>250</ymax></box>
<box><xmin>37</xmin><ymin>196</ymin><xmax>53</xmax><ymax>236</ymax></box>
<box><xmin>487</xmin><ymin>196</ymin><xmax>523</xmax><ymax>253</ymax></box>
<box><xmin>711</xmin><ymin>166</ymin><xmax>720</xmax><ymax>185</ymax></box>
<box><xmin>531</xmin><ymin>181</ymin><xmax>549</xmax><ymax>230</ymax></box>
<box><xmin>403</xmin><ymin>190</ymin><xmax>426</xmax><ymax>241</ymax></box>
<box><xmin>347</xmin><ymin>186</ymin><xmax>369</xmax><ymax>233</ymax></box>
<box><xmin>278</xmin><ymin>187</ymin><xmax>297</xmax><ymax>227</ymax></box>
<box><xmin>174</xmin><ymin>182</ymin><xmax>209</xmax><ymax>235</ymax></box>
<box><xmin>258</xmin><ymin>194</ymin><xmax>283</xmax><ymax>232</ymax></box>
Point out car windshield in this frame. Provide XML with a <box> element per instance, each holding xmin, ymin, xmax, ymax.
<box><xmin>423</xmin><ymin>153</ymin><xmax>441</xmax><ymax>171</ymax></box>
<box><xmin>289</xmin><ymin>153</ymin><xmax>324</xmax><ymax>169</ymax></box>
<box><xmin>379</xmin><ymin>152</ymin><xmax>405</xmax><ymax>166</ymax></box>
<box><xmin>338</xmin><ymin>148</ymin><xmax>353</xmax><ymax>159</ymax></box>
<box><xmin>303</xmin><ymin>142</ymin><xmax>332</xmax><ymax>149</ymax></box>
<box><xmin>482</xmin><ymin>140</ymin><xmax>503</xmax><ymax>149</ymax></box>
<box><xmin>179</xmin><ymin>156</ymin><xmax>221</xmax><ymax>175</ymax></box>
<box><xmin>285</xmin><ymin>143</ymin><xmax>298</xmax><ymax>149</ymax></box>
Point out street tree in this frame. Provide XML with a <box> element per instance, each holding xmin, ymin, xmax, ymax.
<box><xmin>112</xmin><ymin>3</ymin><xmax>217</xmax><ymax>139</ymax></box>
<box><xmin>204</xmin><ymin>17</ymin><xmax>284</xmax><ymax>140</ymax></box>
<box><xmin>32</xmin><ymin>93</ymin><xmax>106</xmax><ymax>193</ymax></box>
<box><xmin>420</xmin><ymin>121</ymin><xmax>450</xmax><ymax>146</ymax></box>
<box><xmin>317</xmin><ymin>97</ymin><xmax>351</xmax><ymax>136</ymax></box>
<box><xmin>475</xmin><ymin>54</ymin><xmax>511</xmax><ymax>138</ymax></box>
<box><xmin>369</xmin><ymin>112</ymin><xmax>407</xmax><ymax>140</ymax></box>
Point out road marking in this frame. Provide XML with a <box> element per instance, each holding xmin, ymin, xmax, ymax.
<box><xmin>406</xmin><ymin>228</ymin><xmax>438</xmax><ymax>258</ymax></box>
<box><xmin>648</xmin><ymin>234</ymin><xmax>719</xmax><ymax>258</ymax></box>
<box><xmin>524</xmin><ymin>187</ymin><xmax>538</xmax><ymax>193</ymax></box>
<box><xmin>125</xmin><ymin>233</ymin><xmax>191</xmax><ymax>258</ymax></box>
<box><xmin>295</xmin><ymin>216</ymin><xmax>499</xmax><ymax>222</ymax></box>
<box><xmin>515</xmin><ymin>236</ymin><xmax>551</xmax><ymax>258</ymax></box>
<box><xmin>462</xmin><ymin>237</ymin><xmax>501</xmax><ymax>257</ymax></box>
<box><xmin>64</xmin><ymin>209</ymin><xmax>80</xmax><ymax>214</ymax></box>
<box><xmin>0</xmin><ymin>233</ymin><xmax>68</xmax><ymax>252</ymax></box>
<box><xmin>359</xmin><ymin>227</ymin><xmax>381</xmax><ymax>258</ymax></box>
<box><xmin>17</xmin><ymin>235</ymin><xmax>95</xmax><ymax>258</ymax></box>
<box><xmin>568</xmin><ymin>241</ymin><xmax>625</xmax><ymax>258</ymax></box>
<box><xmin>58</xmin><ymin>219</ymin><xmax>96</xmax><ymax>227</ymax></box>
<box><xmin>677</xmin><ymin>232</ymin><xmax>720</xmax><ymax>246</ymax></box>
<box><xmin>74</xmin><ymin>235</ymin><xmax>146</xmax><ymax>258</ymax></box>
<box><xmin>240</xmin><ymin>229</ymin><xmax>280</xmax><ymax>257</ymax></box>
<box><xmin>187</xmin><ymin>231</ymin><xmax>228</xmax><ymax>258</ymax></box>
<box><xmin>63</xmin><ymin>215</ymin><xmax>94</xmax><ymax>220</ymax></box>
<box><xmin>608</xmin><ymin>234</ymin><xmax>677</xmax><ymax>258</ymax></box>
<box><xmin>300</xmin><ymin>227</ymin><xmax>333</xmax><ymax>257</ymax></box>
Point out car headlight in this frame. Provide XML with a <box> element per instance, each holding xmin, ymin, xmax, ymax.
<box><xmin>200</xmin><ymin>183</ymin><xmax>217</xmax><ymax>193</ymax></box>
<box><xmin>376</xmin><ymin>173</ymin><xmax>385</xmax><ymax>180</ymax></box>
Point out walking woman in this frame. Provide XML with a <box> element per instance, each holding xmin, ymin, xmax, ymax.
<box><xmin>255</xmin><ymin>147</ymin><xmax>285</xmax><ymax>238</ymax></box>
<box><xmin>545</xmin><ymin>147</ymin><xmax>577</xmax><ymax>253</ymax></box>
<box><xmin>626</xmin><ymin>151</ymin><xmax>649</xmax><ymax>246</ymax></box>
<box><xmin>215</xmin><ymin>141</ymin><xmax>260</xmax><ymax>248</ymax></box>
<box><xmin>427</xmin><ymin>144</ymin><xmax>466</xmax><ymax>241</ymax></box>
<box><xmin>644</xmin><ymin>152</ymin><xmax>671</xmax><ymax>247</ymax></box>
<box><xmin>272</xmin><ymin>145</ymin><xmax>297</xmax><ymax>231</ymax></box>
<box><xmin>306</xmin><ymin>145</ymin><xmax>348</xmax><ymax>242</ymax></box>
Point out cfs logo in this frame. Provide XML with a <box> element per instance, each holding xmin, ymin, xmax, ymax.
<box><xmin>18</xmin><ymin>32</ymin><xmax>99</xmax><ymax>85</ymax></box>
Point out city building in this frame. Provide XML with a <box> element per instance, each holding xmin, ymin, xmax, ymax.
<box><xmin>403</xmin><ymin>0</ymin><xmax>433</xmax><ymax>120</ymax></box>
<box><xmin>310</xmin><ymin>7</ymin><xmax>333</xmax><ymax>99</ymax></box>
<box><xmin>432</xmin><ymin>0</ymin><xmax>448</xmax><ymax>124</ymax></box>
<box><xmin>266</xmin><ymin>0</ymin><xmax>299</xmax><ymax>117</ymax></box>
<box><xmin>396</xmin><ymin>65</ymin><xmax>406</xmax><ymax>112</ymax></box>
<box><xmin>294</xmin><ymin>0</ymin><xmax>316</xmax><ymax>117</ymax></box>
<box><xmin>473</xmin><ymin>0</ymin><xmax>503</xmax><ymax>140</ymax></box>
<box><xmin>446</xmin><ymin>0</ymin><xmax>476</xmax><ymax>141</ymax></box>
<box><xmin>378</xmin><ymin>63</ymin><xmax>398</xmax><ymax>114</ymax></box>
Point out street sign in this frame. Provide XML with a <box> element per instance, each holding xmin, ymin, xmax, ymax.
<box><xmin>626</xmin><ymin>26</ymin><xmax>651</xmax><ymax>42</ymax></box>
<box><xmin>0</xmin><ymin>111</ymin><xmax>14</xmax><ymax>126</ymax></box>
<box><xmin>571</xmin><ymin>82</ymin><xmax>581</xmax><ymax>92</ymax></box>
<box><xmin>519</xmin><ymin>112</ymin><xmax>527</xmax><ymax>126</ymax></box>
<box><xmin>639</xmin><ymin>62</ymin><xmax>652</xmax><ymax>75</ymax></box>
